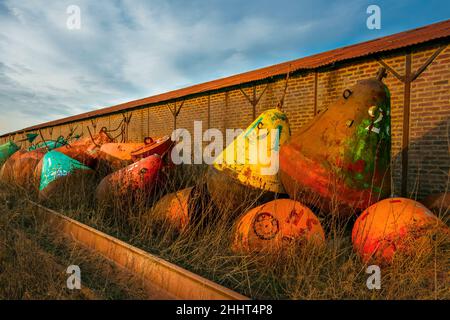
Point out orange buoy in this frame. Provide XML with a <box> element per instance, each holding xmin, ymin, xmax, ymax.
<box><xmin>352</xmin><ymin>197</ymin><xmax>447</xmax><ymax>264</ymax></box>
<box><xmin>12</xmin><ymin>149</ymin><xmax>47</xmax><ymax>190</ymax></box>
<box><xmin>55</xmin><ymin>129</ymin><xmax>113</xmax><ymax>168</ymax></box>
<box><xmin>0</xmin><ymin>149</ymin><xmax>26</xmax><ymax>184</ymax></box>
<box><xmin>231</xmin><ymin>199</ymin><xmax>325</xmax><ymax>254</ymax></box>
<box><xmin>96</xmin><ymin>154</ymin><xmax>163</xmax><ymax>204</ymax></box>
<box><xmin>130</xmin><ymin>136</ymin><xmax>173</xmax><ymax>162</ymax></box>
<box><xmin>99</xmin><ymin>142</ymin><xmax>144</xmax><ymax>171</ymax></box>
<box><xmin>149</xmin><ymin>187</ymin><xmax>195</xmax><ymax>232</ymax></box>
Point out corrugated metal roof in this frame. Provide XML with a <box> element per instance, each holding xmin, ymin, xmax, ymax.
<box><xmin>3</xmin><ymin>19</ymin><xmax>450</xmax><ymax>137</ymax></box>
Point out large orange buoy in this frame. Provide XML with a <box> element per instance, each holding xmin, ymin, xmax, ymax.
<box><xmin>280</xmin><ymin>69</ymin><xmax>391</xmax><ymax>215</ymax></box>
<box><xmin>148</xmin><ymin>186</ymin><xmax>203</xmax><ymax>233</ymax></box>
<box><xmin>352</xmin><ymin>197</ymin><xmax>447</xmax><ymax>264</ymax></box>
<box><xmin>54</xmin><ymin>129</ymin><xmax>113</xmax><ymax>168</ymax></box>
<box><xmin>96</xmin><ymin>154</ymin><xmax>163</xmax><ymax>204</ymax></box>
<box><xmin>98</xmin><ymin>142</ymin><xmax>144</xmax><ymax>171</ymax></box>
<box><xmin>231</xmin><ymin>199</ymin><xmax>325</xmax><ymax>254</ymax></box>
<box><xmin>12</xmin><ymin>149</ymin><xmax>47</xmax><ymax>190</ymax></box>
<box><xmin>0</xmin><ymin>149</ymin><xmax>26</xmax><ymax>184</ymax></box>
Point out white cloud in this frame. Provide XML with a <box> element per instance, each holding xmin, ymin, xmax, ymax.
<box><xmin>0</xmin><ymin>0</ymin><xmax>364</xmax><ymax>135</ymax></box>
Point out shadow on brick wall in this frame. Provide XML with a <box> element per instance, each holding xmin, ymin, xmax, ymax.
<box><xmin>392</xmin><ymin>116</ymin><xmax>450</xmax><ymax>200</ymax></box>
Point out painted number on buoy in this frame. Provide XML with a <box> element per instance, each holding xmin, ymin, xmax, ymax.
<box><xmin>365</xmin><ymin>112</ymin><xmax>383</xmax><ymax>134</ymax></box>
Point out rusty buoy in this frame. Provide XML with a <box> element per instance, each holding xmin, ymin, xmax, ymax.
<box><xmin>0</xmin><ymin>149</ymin><xmax>26</xmax><ymax>184</ymax></box>
<box><xmin>96</xmin><ymin>154</ymin><xmax>163</xmax><ymax>205</ymax></box>
<box><xmin>352</xmin><ymin>197</ymin><xmax>447</xmax><ymax>264</ymax></box>
<box><xmin>231</xmin><ymin>199</ymin><xmax>325</xmax><ymax>254</ymax></box>
<box><xmin>130</xmin><ymin>136</ymin><xmax>173</xmax><ymax>162</ymax></box>
<box><xmin>12</xmin><ymin>149</ymin><xmax>47</xmax><ymax>190</ymax></box>
<box><xmin>37</xmin><ymin>151</ymin><xmax>95</xmax><ymax>203</ymax></box>
<box><xmin>280</xmin><ymin>70</ymin><xmax>391</xmax><ymax>215</ymax></box>
<box><xmin>55</xmin><ymin>129</ymin><xmax>113</xmax><ymax>168</ymax></box>
<box><xmin>98</xmin><ymin>142</ymin><xmax>144</xmax><ymax>171</ymax></box>
<box><xmin>147</xmin><ymin>187</ymin><xmax>199</xmax><ymax>233</ymax></box>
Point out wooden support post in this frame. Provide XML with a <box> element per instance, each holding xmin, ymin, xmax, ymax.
<box><xmin>411</xmin><ymin>46</ymin><xmax>446</xmax><ymax>82</ymax></box>
<box><xmin>277</xmin><ymin>71</ymin><xmax>291</xmax><ymax>109</ymax></box>
<box><xmin>239</xmin><ymin>84</ymin><xmax>269</xmax><ymax>120</ymax></box>
<box><xmin>313</xmin><ymin>71</ymin><xmax>318</xmax><ymax>115</ymax></box>
<box><xmin>252</xmin><ymin>86</ymin><xmax>256</xmax><ymax>119</ymax></box>
<box><xmin>401</xmin><ymin>52</ymin><xmax>412</xmax><ymax>197</ymax></box>
<box><xmin>375</xmin><ymin>45</ymin><xmax>447</xmax><ymax>196</ymax></box>
<box><xmin>147</xmin><ymin>108</ymin><xmax>150</xmax><ymax>138</ymax></box>
<box><xmin>207</xmin><ymin>94</ymin><xmax>211</xmax><ymax>130</ymax></box>
<box><xmin>224</xmin><ymin>91</ymin><xmax>229</xmax><ymax>131</ymax></box>
<box><xmin>167</xmin><ymin>101</ymin><xmax>184</xmax><ymax>131</ymax></box>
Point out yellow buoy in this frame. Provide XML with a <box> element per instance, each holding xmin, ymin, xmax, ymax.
<box><xmin>213</xmin><ymin>108</ymin><xmax>290</xmax><ymax>193</ymax></box>
<box><xmin>206</xmin><ymin>108</ymin><xmax>291</xmax><ymax>214</ymax></box>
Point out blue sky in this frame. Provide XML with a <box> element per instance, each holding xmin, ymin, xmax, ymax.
<box><xmin>0</xmin><ymin>0</ymin><xmax>449</xmax><ymax>135</ymax></box>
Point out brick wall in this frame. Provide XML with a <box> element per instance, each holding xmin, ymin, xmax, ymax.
<box><xmin>1</xmin><ymin>42</ymin><xmax>449</xmax><ymax>199</ymax></box>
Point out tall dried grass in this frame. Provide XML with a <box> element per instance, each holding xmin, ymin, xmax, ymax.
<box><xmin>3</xmin><ymin>161</ymin><xmax>446</xmax><ymax>300</ymax></box>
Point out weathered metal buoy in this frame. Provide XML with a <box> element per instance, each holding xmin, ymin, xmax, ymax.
<box><xmin>130</xmin><ymin>136</ymin><xmax>173</xmax><ymax>162</ymax></box>
<box><xmin>352</xmin><ymin>197</ymin><xmax>447</xmax><ymax>264</ymax></box>
<box><xmin>0</xmin><ymin>141</ymin><xmax>20</xmax><ymax>167</ymax></box>
<box><xmin>148</xmin><ymin>187</ymin><xmax>196</xmax><ymax>232</ymax></box>
<box><xmin>231</xmin><ymin>199</ymin><xmax>325</xmax><ymax>254</ymax></box>
<box><xmin>37</xmin><ymin>150</ymin><xmax>94</xmax><ymax>201</ymax></box>
<box><xmin>280</xmin><ymin>69</ymin><xmax>391</xmax><ymax>215</ymax></box>
<box><xmin>95</xmin><ymin>154</ymin><xmax>163</xmax><ymax>204</ymax></box>
<box><xmin>0</xmin><ymin>149</ymin><xmax>26</xmax><ymax>184</ymax></box>
<box><xmin>99</xmin><ymin>142</ymin><xmax>144</xmax><ymax>171</ymax></box>
<box><xmin>12</xmin><ymin>149</ymin><xmax>47</xmax><ymax>190</ymax></box>
<box><xmin>206</xmin><ymin>108</ymin><xmax>291</xmax><ymax>214</ymax></box>
<box><xmin>54</xmin><ymin>129</ymin><xmax>113</xmax><ymax>168</ymax></box>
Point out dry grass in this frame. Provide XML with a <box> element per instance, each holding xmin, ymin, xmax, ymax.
<box><xmin>0</xmin><ymin>184</ymin><xmax>150</xmax><ymax>300</ymax></box>
<box><xmin>1</xmin><ymin>163</ymin><xmax>449</xmax><ymax>300</ymax></box>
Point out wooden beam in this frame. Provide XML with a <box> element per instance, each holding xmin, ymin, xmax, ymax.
<box><xmin>252</xmin><ymin>86</ymin><xmax>257</xmax><ymax>119</ymax></box>
<box><xmin>167</xmin><ymin>100</ymin><xmax>184</xmax><ymax>130</ymax></box>
<box><xmin>207</xmin><ymin>94</ymin><xmax>211</xmax><ymax>130</ymax></box>
<box><xmin>239</xmin><ymin>87</ymin><xmax>254</xmax><ymax>106</ymax></box>
<box><xmin>411</xmin><ymin>45</ymin><xmax>446</xmax><ymax>82</ymax></box>
<box><xmin>277</xmin><ymin>71</ymin><xmax>291</xmax><ymax>109</ymax></box>
<box><xmin>254</xmin><ymin>84</ymin><xmax>268</xmax><ymax>106</ymax></box>
<box><xmin>174</xmin><ymin>100</ymin><xmax>184</xmax><ymax>117</ymax></box>
<box><xmin>239</xmin><ymin>84</ymin><xmax>269</xmax><ymax>119</ymax></box>
<box><xmin>401</xmin><ymin>52</ymin><xmax>412</xmax><ymax>197</ymax></box>
<box><xmin>376</xmin><ymin>57</ymin><xmax>405</xmax><ymax>82</ymax></box>
<box><xmin>29</xmin><ymin>200</ymin><xmax>248</xmax><ymax>300</ymax></box>
<box><xmin>313</xmin><ymin>71</ymin><xmax>318</xmax><ymax>115</ymax></box>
